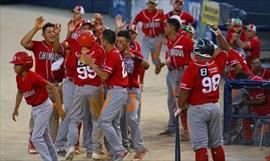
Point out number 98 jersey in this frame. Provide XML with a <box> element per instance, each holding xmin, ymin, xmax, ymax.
<box><xmin>179</xmin><ymin>51</ymin><xmax>228</xmax><ymax>105</ymax></box>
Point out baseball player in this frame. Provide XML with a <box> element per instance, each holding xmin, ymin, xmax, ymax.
<box><xmin>250</xmin><ymin>58</ymin><xmax>270</xmax><ymax>80</ymax></box>
<box><xmin>165</xmin><ymin>0</ymin><xmax>196</xmax><ymax>27</ymax></box>
<box><xmin>10</xmin><ymin>51</ymin><xmax>65</xmax><ymax>161</ymax></box>
<box><xmin>80</xmin><ymin>29</ymin><xmax>129</xmax><ymax>161</ymax></box>
<box><xmin>226</xmin><ymin>18</ymin><xmax>247</xmax><ymax>52</ymax></box>
<box><xmin>178</xmin><ymin>39</ymin><xmax>226</xmax><ymax>161</ymax></box>
<box><xmin>133</xmin><ymin>0</ymin><xmax>166</xmax><ymax>74</ymax></box>
<box><xmin>157</xmin><ymin>18</ymin><xmax>193</xmax><ymax>137</ymax></box>
<box><xmin>66</xmin><ymin>5</ymin><xmax>85</xmax><ymax>39</ymax></box>
<box><xmin>209</xmin><ymin>24</ymin><xmax>252</xmax><ymax>79</ymax></box>
<box><xmin>240</xmin><ymin>24</ymin><xmax>261</xmax><ymax>65</ymax></box>
<box><xmin>63</xmin><ymin>31</ymin><xmax>105</xmax><ymax>161</ymax></box>
<box><xmin>92</xmin><ymin>13</ymin><xmax>106</xmax><ymax>45</ymax></box>
<box><xmin>20</xmin><ymin>17</ymin><xmax>65</xmax><ymax>152</ymax></box>
<box><xmin>53</xmin><ymin>19</ymin><xmax>94</xmax><ymax>156</ymax></box>
<box><xmin>116</xmin><ymin>30</ymin><xmax>150</xmax><ymax>160</ymax></box>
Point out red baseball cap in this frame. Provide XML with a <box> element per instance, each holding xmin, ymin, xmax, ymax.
<box><xmin>246</xmin><ymin>24</ymin><xmax>256</xmax><ymax>32</ymax></box>
<box><xmin>126</xmin><ymin>24</ymin><xmax>138</xmax><ymax>34</ymax></box>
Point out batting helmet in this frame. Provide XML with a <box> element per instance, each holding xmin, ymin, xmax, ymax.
<box><xmin>126</xmin><ymin>24</ymin><xmax>138</xmax><ymax>34</ymax></box>
<box><xmin>9</xmin><ymin>51</ymin><xmax>33</xmax><ymax>70</ymax></box>
<box><xmin>192</xmin><ymin>39</ymin><xmax>216</xmax><ymax>58</ymax></box>
<box><xmin>77</xmin><ymin>31</ymin><xmax>96</xmax><ymax>48</ymax></box>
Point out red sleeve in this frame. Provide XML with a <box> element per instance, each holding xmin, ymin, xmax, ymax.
<box><xmin>187</xmin><ymin>13</ymin><xmax>195</xmax><ymax>24</ymax></box>
<box><xmin>159</xmin><ymin>9</ymin><xmax>166</xmax><ymax>30</ymax></box>
<box><xmin>94</xmin><ymin>47</ymin><xmax>105</xmax><ymax>67</ymax></box>
<box><xmin>33</xmin><ymin>72</ymin><xmax>48</xmax><ymax>88</ymax></box>
<box><xmin>228</xmin><ymin>49</ymin><xmax>240</xmax><ymax>66</ymax></box>
<box><xmin>133</xmin><ymin>10</ymin><xmax>143</xmax><ymax>25</ymax></box>
<box><xmin>180</xmin><ymin>65</ymin><xmax>194</xmax><ymax>90</ymax></box>
<box><xmin>135</xmin><ymin>41</ymin><xmax>142</xmax><ymax>53</ymax></box>
<box><xmin>103</xmin><ymin>52</ymin><xmax>117</xmax><ymax>74</ymax></box>
<box><xmin>214</xmin><ymin>51</ymin><xmax>228</xmax><ymax>71</ymax></box>
<box><xmin>31</xmin><ymin>41</ymin><xmax>40</xmax><ymax>57</ymax></box>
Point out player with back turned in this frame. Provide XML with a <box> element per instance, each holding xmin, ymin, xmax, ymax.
<box><xmin>177</xmin><ymin>39</ymin><xmax>226</xmax><ymax>161</ymax></box>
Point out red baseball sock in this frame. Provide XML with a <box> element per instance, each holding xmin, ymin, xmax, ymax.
<box><xmin>211</xmin><ymin>146</ymin><xmax>225</xmax><ymax>161</ymax></box>
<box><xmin>195</xmin><ymin>148</ymin><xmax>208</xmax><ymax>161</ymax></box>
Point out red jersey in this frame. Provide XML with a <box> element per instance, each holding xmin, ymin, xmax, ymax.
<box><xmin>226</xmin><ymin>28</ymin><xmax>247</xmax><ymax>44</ymax></box>
<box><xmin>30</xmin><ymin>41</ymin><xmax>65</xmax><ymax>82</ymax></box>
<box><xmin>249</xmin><ymin>76</ymin><xmax>270</xmax><ymax>116</ymax></box>
<box><xmin>165</xmin><ymin>11</ymin><xmax>195</xmax><ymax>26</ymax></box>
<box><xmin>259</xmin><ymin>68</ymin><xmax>270</xmax><ymax>80</ymax></box>
<box><xmin>180</xmin><ymin>51</ymin><xmax>228</xmax><ymax>105</ymax></box>
<box><xmin>133</xmin><ymin>9</ymin><xmax>166</xmax><ymax>37</ymax></box>
<box><xmin>129</xmin><ymin>41</ymin><xmax>142</xmax><ymax>53</ymax></box>
<box><xmin>62</xmin><ymin>38</ymin><xmax>80</xmax><ymax>78</ymax></box>
<box><xmin>123</xmin><ymin>49</ymin><xmax>144</xmax><ymax>88</ymax></box>
<box><xmin>102</xmin><ymin>47</ymin><xmax>129</xmax><ymax>87</ymax></box>
<box><xmin>166</xmin><ymin>34</ymin><xmax>194</xmax><ymax>69</ymax></box>
<box><xmin>16</xmin><ymin>71</ymin><xmax>48</xmax><ymax>106</ymax></box>
<box><xmin>68</xmin><ymin>43</ymin><xmax>104</xmax><ymax>87</ymax></box>
<box><xmin>246</xmin><ymin>36</ymin><xmax>261</xmax><ymax>63</ymax></box>
<box><xmin>227</xmin><ymin>49</ymin><xmax>251</xmax><ymax>79</ymax></box>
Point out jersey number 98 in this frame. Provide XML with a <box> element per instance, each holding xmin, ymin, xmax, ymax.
<box><xmin>202</xmin><ymin>74</ymin><xmax>221</xmax><ymax>94</ymax></box>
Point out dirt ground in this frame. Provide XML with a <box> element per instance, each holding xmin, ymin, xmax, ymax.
<box><xmin>0</xmin><ymin>5</ymin><xmax>269</xmax><ymax>161</ymax></box>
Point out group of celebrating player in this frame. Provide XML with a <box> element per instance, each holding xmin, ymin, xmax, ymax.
<box><xmin>9</xmin><ymin>0</ymin><xmax>270</xmax><ymax>161</ymax></box>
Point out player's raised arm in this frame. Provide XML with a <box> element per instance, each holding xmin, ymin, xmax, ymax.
<box><xmin>115</xmin><ymin>15</ymin><xmax>126</xmax><ymax>34</ymax></box>
<box><xmin>209</xmin><ymin>24</ymin><xmax>230</xmax><ymax>51</ymax></box>
<box><xmin>12</xmin><ymin>89</ymin><xmax>23</xmax><ymax>122</ymax></box>
<box><xmin>53</xmin><ymin>23</ymin><xmax>64</xmax><ymax>54</ymax></box>
<box><xmin>21</xmin><ymin>16</ymin><xmax>44</xmax><ymax>50</ymax></box>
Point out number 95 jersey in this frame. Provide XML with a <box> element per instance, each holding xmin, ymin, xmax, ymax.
<box><xmin>180</xmin><ymin>51</ymin><xmax>228</xmax><ymax>105</ymax></box>
<box><xmin>68</xmin><ymin>44</ymin><xmax>105</xmax><ymax>87</ymax></box>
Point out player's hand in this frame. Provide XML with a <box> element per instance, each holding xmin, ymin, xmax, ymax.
<box><xmin>80</xmin><ymin>48</ymin><xmax>94</xmax><ymax>66</ymax></box>
<box><xmin>67</xmin><ymin>20</ymin><xmax>76</xmax><ymax>32</ymax></box>
<box><xmin>54</xmin><ymin>23</ymin><xmax>61</xmax><ymax>35</ymax></box>
<box><xmin>34</xmin><ymin>16</ymin><xmax>45</xmax><ymax>30</ymax></box>
<box><xmin>12</xmin><ymin>109</ymin><xmax>18</xmax><ymax>122</ymax></box>
<box><xmin>58</xmin><ymin>108</ymin><xmax>66</xmax><ymax>120</ymax></box>
<box><xmin>208</xmin><ymin>24</ymin><xmax>219</xmax><ymax>32</ymax></box>
<box><xmin>115</xmin><ymin>15</ymin><xmax>126</xmax><ymax>29</ymax></box>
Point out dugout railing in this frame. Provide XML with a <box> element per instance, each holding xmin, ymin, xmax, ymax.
<box><xmin>223</xmin><ymin>80</ymin><xmax>270</xmax><ymax>147</ymax></box>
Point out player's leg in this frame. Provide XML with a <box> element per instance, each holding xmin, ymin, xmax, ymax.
<box><xmin>188</xmin><ymin>105</ymin><xmax>210</xmax><ymax>161</ymax></box>
<box><xmin>82</xmin><ymin>99</ymin><xmax>93</xmax><ymax>158</ymax></box>
<box><xmin>31</xmin><ymin>99</ymin><xmax>56</xmax><ymax>161</ymax></box>
<box><xmin>44</xmin><ymin>127</ymin><xmax>58</xmax><ymax>161</ymax></box>
<box><xmin>120</xmin><ymin>105</ymin><xmax>129</xmax><ymax>150</ymax></box>
<box><xmin>161</xmin><ymin>70</ymin><xmax>176</xmax><ymax>135</ymax></box>
<box><xmin>126</xmin><ymin>89</ymin><xmax>147</xmax><ymax>160</ymax></box>
<box><xmin>65</xmin><ymin>86</ymin><xmax>86</xmax><ymax>160</ymax></box>
<box><xmin>28</xmin><ymin>114</ymin><xmax>38</xmax><ymax>154</ymax></box>
<box><xmin>89</xmin><ymin>89</ymin><xmax>108</xmax><ymax>160</ymax></box>
<box><xmin>55</xmin><ymin>78</ymin><xmax>75</xmax><ymax>153</ymax></box>
<box><xmin>208</xmin><ymin>103</ymin><xmax>225</xmax><ymax>161</ymax></box>
<box><xmin>141</xmin><ymin>37</ymin><xmax>151</xmax><ymax>62</ymax></box>
<box><xmin>99</xmin><ymin>88</ymin><xmax>128</xmax><ymax>159</ymax></box>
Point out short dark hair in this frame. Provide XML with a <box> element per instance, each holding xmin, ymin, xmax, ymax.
<box><xmin>167</xmin><ymin>18</ymin><xmax>181</xmax><ymax>32</ymax></box>
<box><xmin>102</xmin><ymin>29</ymin><xmax>116</xmax><ymax>44</ymax></box>
<box><xmin>42</xmin><ymin>22</ymin><xmax>55</xmax><ymax>33</ymax></box>
<box><xmin>117</xmin><ymin>30</ymin><xmax>131</xmax><ymax>42</ymax></box>
<box><xmin>235</xmin><ymin>72</ymin><xmax>249</xmax><ymax>80</ymax></box>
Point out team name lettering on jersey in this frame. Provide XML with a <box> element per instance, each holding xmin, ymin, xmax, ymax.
<box><xmin>23</xmin><ymin>89</ymin><xmax>35</xmax><ymax>98</ymax></box>
<box><xmin>144</xmin><ymin>21</ymin><xmax>161</xmax><ymax>28</ymax></box>
<box><xmin>39</xmin><ymin>52</ymin><xmax>62</xmax><ymax>61</ymax></box>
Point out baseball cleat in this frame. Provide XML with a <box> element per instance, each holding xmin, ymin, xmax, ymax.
<box><xmin>133</xmin><ymin>148</ymin><xmax>148</xmax><ymax>161</ymax></box>
<box><xmin>56</xmin><ymin>147</ymin><xmax>66</xmax><ymax>157</ymax></box>
<box><xmin>159</xmin><ymin>129</ymin><xmax>175</xmax><ymax>136</ymax></box>
<box><xmin>74</xmin><ymin>145</ymin><xmax>80</xmax><ymax>155</ymax></box>
<box><xmin>114</xmin><ymin>150</ymin><xmax>130</xmax><ymax>161</ymax></box>
<box><xmin>28</xmin><ymin>140</ymin><xmax>38</xmax><ymax>154</ymax></box>
<box><xmin>86</xmin><ymin>151</ymin><xmax>92</xmax><ymax>159</ymax></box>
<box><xmin>65</xmin><ymin>147</ymin><xmax>75</xmax><ymax>161</ymax></box>
<box><xmin>92</xmin><ymin>151</ymin><xmax>112</xmax><ymax>160</ymax></box>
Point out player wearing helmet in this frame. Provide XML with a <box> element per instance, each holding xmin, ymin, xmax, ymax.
<box><xmin>177</xmin><ymin>39</ymin><xmax>227</xmax><ymax>161</ymax></box>
<box><xmin>10</xmin><ymin>51</ymin><xmax>65</xmax><ymax>161</ymax></box>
